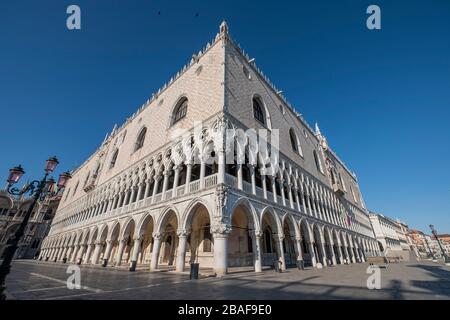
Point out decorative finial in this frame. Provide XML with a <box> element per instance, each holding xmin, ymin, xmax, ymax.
<box><xmin>315</xmin><ymin>122</ymin><xmax>321</xmax><ymax>135</ymax></box>
<box><xmin>220</xmin><ymin>20</ymin><xmax>229</xmax><ymax>34</ymax></box>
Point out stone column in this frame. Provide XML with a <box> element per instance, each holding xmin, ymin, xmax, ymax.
<box><xmin>237</xmin><ymin>163</ymin><xmax>243</xmax><ymax>190</ymax></box>
<box><xmin>150</xmin><ymin>232</ymin><xmax>162</xmax><ymax>271</ymax></box>
<box><xmin>336</xmin><ymin>242</ymin><xmax>344</xmax><ymax>264</ymax></box>
<box><xmin>271</xmin><ymin>176</ymin><xmax>277</xmax><ymax>203</ymax></box>
<box><xmin>329</xmin><ymin>242</ymin><xmax>337</xmax><ymax>266</ymax></box>
<box><xmin>319</xmin><ymin>241</ymin><xmax>328</xmax><ymax>266</ymax></box>
<box><xmin>70</xmin><ymin>245</ymin><xmax>79</xmax><ymax>262</ymax></box>
<box><xmin>76</xmin><ymin>245</ymin><xmax>87</xmax><ymax>265</ymax></box>
<box><xmin>280</xmin><ymin>179</ymin><xmax>286</xmax><ymax>206</ymax></box>
<box><xmin>65</xmin><ymin>246</ymin><xmax>73</xmax><ymax>262</ymax></box>
<box><xmin>348</xmin><ymin>244</ymin><xmax>356</xmax><ymax>263</ymax></box>
<box><xmin>151</xmin><ymin>175</ymin><xmax>161</xmax><ymax>203</ymax></box>
<box><xmin>184</xmin><ymin>162</ymin><xmax>192</xmax><ymax>194</ymax></box>
<box><xmin>261</xmin><ymin>174</ymin><xmax>268</xmax><ymax>199</ymax></box>
<box><xmin>249</xmin><ymin>164</ymin><xmax>256</xmax><ymax>195</ymax></box>
<box><xmin>354</xmin><ymin>242</ymin><xmax>362</xmax><ymax>263</ymax></box>
<box><xmin>84</xmin><ymin>244</ymin><xmax>93</xmax><ymax>264</ymax></box>
<box><xmin>136</xmin><ymin>182</ymin><xmax>144</xmax><ymax>202</ymax></box>
<box><xmin>217</xmin><ymin>149</ymin><xmax>225</xmax><ymax>185</ymax></box>
<box><xmin>54</xmin><ymin>248</ymin><xmax>62</xmax><ymax>261</ymax></box>
<box><xmin>144</xmin><ymin>180</ymin><xmax>152</xmax><ymax>199</ymax></box>
<box><xmin>295</xmin><ymin>236</ymin><xmax>304</xmax><ymax>262</ymax></box>
<box><xmin>129</xmin><ymin>235</ymin><xmax>143</xmax><ymax>271</ymax></box>
<box><xmin>102</xmin><ymin>240</ymin><xmax>114</xmax><ymax>267</ymax></box>
<box><xmin>308</xmin><ymin>241</ymin><xmax>317</xmax><ymax>267</ymax></box>
<box><xmin>199</xmin><ymin>157</ymin><xmax>206</xmax><ymax>189</ymax></box>
<box><xmin>117</xmin><ymin>192</ymin><xmax>125</xmax><ymax>208</ymax></box>
<box><xmin>115</xmin><ymin>239</ymin><xmax>127</xmax><ymax>266</ymax></box>
<box><xmin>176</xmin><ymin>230</ymin><xmax>190</xmax><ymax>272</ymax></box>
<box><xmin>161</xmin><ymin>170</ymin><xmax>170</xmax><ymax>200</ymax></box>
<box><xmin>277</xmin><ymin>235</ymin><xmax>286</xmax><ymax>271</ymax></box>
<box><xmin>123</xmin><ymin>190</ymin><xmax>131</xmax><ymax>206</ymax></box>
<box><xmin>212</xmin><ymin>226</ymin><xmax>231</xmax><ymax>276</ymax></box>
<box><xmin>61</xmin><ymin>246</ymin><xmax>69</xmax><ymax>261</ymax></box>
<box><xmin>294</xmin><ymin>188</ymin><xmax>301</xmax><ymax>212</ymax></box>
<box><xmin>288</xmin><ymin>184</ymin><xmax>294</xmax><ymax>209</ymax></box>
<box><xmin>172</xmin><ymin>166</ymin><xmax>180</xmax><ymax>198</ymax></box>
<box><xmin>91</xmin><ymin>242</ymin><xmax>102</xmax><ymax>264</ymax></box>
<box><xmin>251</xmin><ymin>231</ymin><xmax>263</xmax><ymax>273</ymax></box>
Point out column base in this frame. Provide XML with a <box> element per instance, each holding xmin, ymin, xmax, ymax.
<box><xmin>76</xmin><ymin>258</ymin><xmax>82</xmax><ymax>265</ymax></box>
<box><xmin>129</xmin><ymin>261</ymin><xmax>137</xmax><ymax>272</ymax></box>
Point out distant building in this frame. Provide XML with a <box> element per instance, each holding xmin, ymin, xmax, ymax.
<box><xmin>395</xmin><ymin>219</ymin><xmax>412</xmax><ymax>251</ymax></box>
<box><xmin>369</xmin><ymin>212</ymin><xmax>408</xmax><ymax>259</ymax></box>
<box><xmin>0</xmin><ymin>189</ymin><xmax>61</xmax><ymax>259</ymax></box>
<box><xmin>431</xmin><ymin>234</ymin><xmax>450</xmax><ymax>255</ymax></box>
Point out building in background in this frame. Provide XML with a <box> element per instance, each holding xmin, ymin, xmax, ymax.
<box><xmin>395</xmin><ymin>219</ymin><xmax>411</xmax><ymax>251</ymax></box>
<box><xmin>369</xmin><ymin>212</ymin><xmax>407</xmax><ymax>260</ymax></box>
<box><xmin>0</xmin><ymin>189</ymin><xmax>61</xmax><ymax>259</ymax></box>
<box><xmin>430</xmin><ymin>234</ymin><xmax>450</xmax><ymax>256</ymax></box>
<box><xmin>39</xmin><ymin>22</ymin><xmax>379</xmax><ymax>275</ymax></box>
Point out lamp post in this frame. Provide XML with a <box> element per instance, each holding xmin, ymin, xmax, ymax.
<box><xmin>0</xmin><ymin>157</ymin><xmax>71</xmax><ymax>300</ymax></box>
<box><xmin>429</xmin><ymin>225</ymin><xmax>450</xmax><ymax>266</ymax></box>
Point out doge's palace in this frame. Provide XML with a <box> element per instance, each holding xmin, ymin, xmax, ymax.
<box><xmin>39</xmin><ymin>22</ymin><xmax>380</xmax><ymax>276</ymax></box>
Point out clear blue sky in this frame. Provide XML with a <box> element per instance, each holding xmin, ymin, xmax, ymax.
<box><xmin>1</xmin><ymin>1</ymin><xmax>449</xmax><ymax>234</ymax></box>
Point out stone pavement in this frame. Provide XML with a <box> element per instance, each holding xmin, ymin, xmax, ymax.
<box><xmin>4</xmin><ymin>259</ymin><xmax>450</xmax><ymax>300</ymax></box>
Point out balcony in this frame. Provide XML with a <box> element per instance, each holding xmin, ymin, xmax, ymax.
<box><xmin>332</xmin><ymin>182</ymin><xmax>345</xmax><ymax>197</ymax></box>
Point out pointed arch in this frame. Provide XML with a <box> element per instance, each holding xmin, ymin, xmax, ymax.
<box><xmin>170</xmin><ymin>96</ymin><xmax>188</xmax><ymax>126</ymax></box>
<box><xmin>134</xmin><ymin>127</ymin><xmax>147</xmax><ymax>152</ymax></box>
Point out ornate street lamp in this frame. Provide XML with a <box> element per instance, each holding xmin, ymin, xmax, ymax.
<box><xmin>429</xmin><ymin>225</ymin><xmax>450</xmax><ymax>265</ymax></box>
<box><xmin>0</xmin><ymin>157</ymin><xmax>71</xmax><ymax>300</ymax></box>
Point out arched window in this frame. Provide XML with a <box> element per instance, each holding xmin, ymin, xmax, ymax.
<box><xmin>73</xmin><ymin>181</ymin><xmax>79</xmax><ymax>195</ymax></box>
<box><xmin>83</xmin><ymin>172</ymin><xmax>90</xmax><ymax>187</ymax></box>
<box><xmin>289</xmin><ymin>128</ymin><xmax>303</xmax><ymax>156</ymax></box>
<box><xmin>110</xmin><ymin>149</ymin><xmax>119</xmax><ymax>169</ymax></box>
<box><xmin>313</xmin><ymin>150</ymin><xmax>324</xmax><ymax>174</ymax></box>
<box><xmin>253</xmin><ymin>97</ymin><xmax>266</xmax><ymax>125</ymax></box>
<box><xmin>134</xmin><ymin>127</ymin><xmax>147</xmax><ymax>152</ymax></box>
<box><xmin>171</xmin><ymin>97</ymin><xmax>188</xmax><ymax>125</ymax></box>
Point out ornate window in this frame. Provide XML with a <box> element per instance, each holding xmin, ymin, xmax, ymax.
<box><xmin>110</xmin><ymin>149</ymin><xmax>119</xmax><ymax>169</ymax></box>
<box><xmin>171</xmin><ymin>97</ymin><xmax>188</xmax><ymax>125</ymax></box>
<box><xmin>313</xmin><ymin>150</ymin><xmax>324</xmax><ymax>174</ymax></box>
<box><xmin>253</xmin><ymin>97</ymin><xmax>266</xmax><ymax>125</ymax></box>
<box><xmin>134</xmin><ymin>127</ymin><xmax>147</xmax><ymax>152</ymax></box>
<box><xmin>73</xmin><ymin>181</ymin><xmax>79</xmax><ymax>195</ymax></box>
<box><xmin>83</xmin><ymin>172</ymin><xmax>90</xmax><ymax>187</ymax></box>
<box><xmin>289</xmin><ymin>128</ymin><xmax>303</xmax><ymax>156</ymax></box>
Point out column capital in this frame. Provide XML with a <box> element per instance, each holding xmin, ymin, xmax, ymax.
<box><xmin>295</xmin><ymin>236</ymin><xmax>302</xmax><ymax>242</ymax></box>
<box><xmin>134</xmin><ymin>234</ymin><xmax>144</xmax><ymax>242</ymax></box>
<box><xmin>278</xmin><ymin>234</ymin><xmax>285</xmax><ymax>241</ymax></box>
<box><xmin>253</xmin><ymin>230</ymin><xmax>264</xmax><ymax>238</ymax></box>
<box><xmin>177</xmin><ymin>229</ymin><xmax>191</xmax><ymax>238</ymax></box>
<box><xmin>211</xmin><ymin>223</ymin><xmax>232</xmax><ymax>238</ymax></box>
<box><xmin>152</xmin><ymin>232</ymin><xmax>162</xmax><ymax>240</ymax></box>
